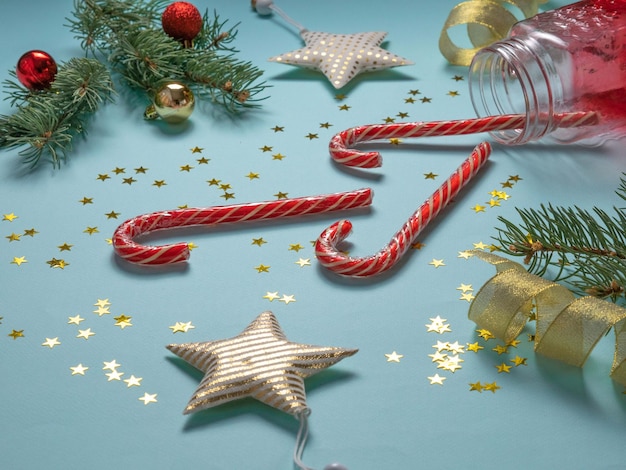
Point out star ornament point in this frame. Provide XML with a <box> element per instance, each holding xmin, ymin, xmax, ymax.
<box><xmin>269</xmin><ymin>30</ymin><xmax>413</xmax><ymax>89</ymax></box>
<box><xmin>167</xmin><ymin>311</ymin><xmax>357</xmax><ymax>416</ymax></box>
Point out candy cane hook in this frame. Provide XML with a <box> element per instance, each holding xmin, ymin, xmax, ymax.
<box><xmin>329</xmin><ymin>112</ymin><xmax>598</xmax><ymax>169</ymax></box>
<box><xmin>315</xmin><ymin>142</ymin><xmax>490</xmax><ymax>277</ymax></box>
<box><xmin>113</xmin><ymin>188</ymin><xmax>373</xmax><ymax>265</ymax></box>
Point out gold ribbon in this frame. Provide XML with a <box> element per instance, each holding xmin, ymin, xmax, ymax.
<box><xmin>468</xmin><ymin>251</ymin><xmax>626</xmax><ymax>385</ymax></box>
<box><xmin>439</xmin><ymin>0</ymin><xmax>548</xmax><ymax>66</ymax></box>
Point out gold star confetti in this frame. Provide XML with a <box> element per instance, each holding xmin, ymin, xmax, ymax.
<box><xmin>429</xmin><ymin>259</ymin><xmax>445</xmax><ymax>268</ymax></box>
<box><xmin>507</xmin><ymin>339</ymin><xmax>521</xmax><ymax>348</ymax></box>
<box><xmin>501</xmin><ymin>181</ymin><xmax>514</xmax><ymax>188</ymax></box>
<box><xmin>424</xmin><ymin>172</ymin><xmax>438</xmax><ymax>179</ymax></box>
<box><xmin>469</xmin><ymin>381</ymin><xmax>483</xmax><ymax>392</ymax></box>
<box><xmin>295</xmin><ymin>258</ymin><xmax>311</xmax><ymax>267</ymax></box>
<box><xmin>453</xmin><ymin>75</ymin><xmax>464</xmax><ymax>81</ymax></box>
<box><xmin>397</xmin><ymin>112</ymin><xmax>409</xmax><ymax>118</ymax></box>
<box><xmin>169</xmin><ymin>322</ymin><xmax>195</xmax><ymax>333</ymax></box>
<box><xmin>408</xmin><ymin>89</ymin><xmax>420</xmax><ymax>95</ymax></box>
<box><xmin>477</xmin><ymin>328</ymin><xmax>495</xmax><ymax>340</ymax></box>
<box><xmin>58</xmin><ymin>243</ymin><xmax>73</xmax><ymax>251</ymax></box>
<box><xmin>508</xmin><ymin>175</ymin><xmax>522</xmax><ymax>182</ymax></box>
<box><xmin>68</xmin><ymin>315</ymin><xmax>84</xmax><ymax>325</ymax></box>
<box><xmin>274</xmin><ymin>191</ymin><xmax>288</xmax><ymax>199</ymax></box>
<box><xmin>139</xmin><ymin>393</ymin><xmax>158</xmax><ymax>405</ymax></box>
<box><xmin>95</xmin><ymin>299</ymin><xmax>111</xmax><ymax>308</ymax></box>
<box><xmin>447</xmin><ymin>90</ymin><xmax>460</xmax><ymax>97</ymax></box>
<box><xmin>77</xmin><ymin>328</ymin><xmax>95</xmax><ymax>340</ymax></box>
<box><xmin>219</xmin><ymin>183</ymin><xmax>232</xmax><ymax>190</ymax></box>
<box><xmin>305</xmin><ymin>133</ymin><xmax>318</xmax><ymax>140</ymax></box>
<box><xmin>8</xmin><ymin>329</ymin><xmax>24</xmax><ymax>340</ymax></box>
<box><xmin>196</xmin><ymin>157</ymin><xmax>210</xmax><ymax>164</ymax></box>
<box><xmin>84</xmin><ymin>226</ymin><xmax>99</xmax><ymax>235</ymax></box>
<box><xmin>385</xmin><ymin>351</ymin><xmax>404</xmax><ymax>362</ymax></box>
<box><xmin>492</xmin><ymin>344</ymin><xmax>509</xmax><ymax>355</ymax></box>
<box><xmin>124</xmin><ymin>375</ymin><xmax>143</xmax><ymax>388</ymax></box>
<box><xmin>11</xmin><ymin>256</ymin><xmax>27</xmax><ymax>266</ymax></box>
<box><xmin>47</xmin><ymin>258</ymin><xmax>69</xmax><ymax>269</ymax></box>
<box><xmin>389</xmin><ymin>138</ymin><xmax>402</xmax><ymax>145</ymax></box>
<box><xmin>2</xmin><ymin>213</ymin><xmax>18</xmax><ymax>222</ymax></box>
<box><xmin>511</xmin><ymin>355</ymin><xmax>528</xmax><ymax>366</ymax></box>
<box><xmin>254</xmin><ymin>264</ymin><xmax>270</xmax><ymax>273</ymax></box>
<box><xmin>97</xmin><ymin>173</ymin><xmax>110</xmax><ymax>181</ymax></box>
<box><xmin>448</xmin><ymin>341</ymin><xmax>465</xmax><ymax>354</ymax></box>
<box><xmin>289</xmin><ymin>243</ymin><xmax>304</xmax><ymax>252</ymax></box>
<box><xmin>93</xmin><ymin>306</ymin><xmax>110</xmax><ymax>316</ymax></box>
<box><xmin>272</xmin><ymin>125</ymin><xmax>284</xmax><ymax>132</ymax></box>
<box><xmin>458</xmin><ymin>250</ymin><xmax>473</xmax><ymax>259</ymax></box>
<box><xmin>152</xmin><ymin>180</ymin><xmax>167</xmax><ymax>188</ymax></box>
<box><xmin>190</xmin><ymin>146</ymin><xmax>203</xmax><ymax>153</ymax></box>
<box><xmin>23</xmin><ymin>228</ymin><xmax>38</xmax><ymax>237</ymax></box>
<box><xmin>433</xmin><ymin>340</ymin><xmax>451</xmax><ymax>352</ymax></box>
<box><xmin>79</xmin><ymin>197</ymin><xmax>93</xmax><ymax>205</ymax></box>
<box><xmin>319</xmin><ymin>122</ymin><xmax>332</xmax><ymax>128</ymax></box>
<box><xmin>425</xmin><ymin>316</ymin><xmax>450</xmax><ymax>334</ymax></box>
<box><xmin>410</xmin><ymin>241</ymin><xmax>425</xmax><ymax>250</ymax></box>
<box><xmin>42</xmin><ymin>337</ymin><xmax>61</xmax><ymax>348</ymax></box>
<box><xmin>335</xmin><ymin>93</ymin><xmax>347</xmax><ymax>100</ymax></box>
<box><xmin>103</xmin><ymin>360</ymin><xmax>121</xmax><ymax>371</ymax></box>
<box><xmin>279</xmin><ymin>294</ymin><xmax>296</xmax><ymax>304</ymax></box>
<box><xmin>252</xmin><ymin>237</ymin><xmax>267</xmax><ymax>247</ymax></box>
<box><xmin>428</xmin><ymin>373</ymin><xmax>446</xmax><ymax>385</ymax></box>
<box><xmin>460</xmin><ymin>292</ymin><xmax>475</xmax><ymax>302</ymax></box>
<box><xmin>272</xmin><ymin>153</ymin><xmax>286</xmax><ymax>161</ymax></box>
<box><xmin>70</xmin><ymin>364</ymin><xmax>89</xmax><ymax>375</ymax></box>
<box><xmin>483</xmin><ymin>382</ymin><xmax>501</xmax><ymax>393</ymax></box>
<box><xmin>220</xmin><ymin>192</ymin><xmax>236</xmax><ymax>200</ymax></box>
<box><xmin>487</xmin><ymin>198</ymin><xmax>501</xmax><ymax>208</ymax></box>
<box><xmin>456</xmin><ymin>283</ymin><xmax>473</xmax><ymax>293</ymax></box>
<box><xmin>404</xmin><ymin>97</ymin><xmax>416</xmax><ymax>104</ymax></box>
<box><xmin>420</xmin><ymin>97</ymin><xmax>432</xmax><ymax>103</ymax></box>
<box><xmin>105</xmin><ymin>211</ymin><xmax>120</xmax><ymax>219</ymax></box>
<box><xmin>106</xmin><ymin>370</ymin><xmax>124</xmax><ymax>381</ymax></box>
<box><xmin>339</xmin><ymin>104</ymin><xmax>351</xmax><ymax>111</ymax></box>
<box><xmin>263</xmin><ymin>292</ymin><xmax>280</xmax><ymax>302</ymax></box>
<box><xmin>122</xmin><ymin>177</ymin><xmax>137</xmax><ymax>185</ymax></box>
<box><xmin>180</xmin><ymin>164</ymin><xmax>194</xmax><ymax>172</ymax></box>
<box><xmin>473</xmin><ymin>241</ymin><xmax>489</xmax><ymax>250</ymax></box>
<box><xmin>383</xmin><ymin>116</ymin><xmax>395</xmax><ymax>123</ymax></box>
<box><xmin>114</xmin><ymin>315</ymin><xmax>133</xmax><ymax>329</ymax></box>
<box><xmin>246</xmin><ymin>172</ymin><xmax>260</xmax><ymax>180</ymax></box>
<box><xmin>259</xmin><ymin>145</ymin><xmax>273</xmax><ymax>152</ymax></box>
<box><xmin>207</xmin><ymin>178</ymin><xmax>221</xmax><ymax>186</ymax></box>
<box><xmin>438</xmin><ymin>355</ymin><xmax>463</xmax><ymax>372</ymax></box>
<box><xmin>134</xmin><ymin>166</ymin><xmax>149</xmax><ymax>173</ymax></box>
<box><xmin>428</xmin><ymin>351</ymin><xmax>447</xmax><ymax>362</ymax></box>
<box><xmin>466</xmin><ymin>342</ymin><xmax>484</xmax><ymax>353</ymax></box>
<box><xmin>496</xmin><ymin>363</ymin><xmax>512</xmax><ymax>373</ymax></box>
<box><xmin>6</xmin><ymin>233</ymin><xmax>20</xmax><ymax>242</ymax></box>
<box><xmin>472</xmin><ymin>204</ymin><xmax>486</xmax><ymax>213</ymax></box>
<box><xmin>112</xmin><ymin>167</ymin><xmax>125</xmax><ymax>175</ymax></box>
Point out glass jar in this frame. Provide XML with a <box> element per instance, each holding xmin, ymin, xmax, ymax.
<box><xmin>469</xmin><ymin>0</ymin><xmax>626</xmax><ymax>145</ymax></box>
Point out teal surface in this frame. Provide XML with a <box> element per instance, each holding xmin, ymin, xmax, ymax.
<box><xmin>1</xmin><ymin>1</ymin><xmax>625</xmax><ymax>469</ymax></box>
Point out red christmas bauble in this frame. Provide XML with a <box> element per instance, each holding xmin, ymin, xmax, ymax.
<box><xmin>16</xmin><ymin>50</ymin><xmax>58</xmax><ymax>91</ymax></box>
<box><xmin>161</xmin><ymin>2</ymin><xmax>203</xmax><ymax>43</ymax></box>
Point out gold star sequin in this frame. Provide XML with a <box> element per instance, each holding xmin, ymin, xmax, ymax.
<box><xmin>472</xmin><ymin>204</ymin><xmax>486</xmax><ymax>213</ymax></box>
<box><xmin>319</xmin><ymin>122</ymin><xmax>332</xmax><ymax>129</ymax></box>
<box><xmin>460</xmin><ymin>292</ymin><xmax>475</xmax><ymax>302</ymax></box>
<box><xmin>252</xmin><ymin>237</ymin><xmax>267</xmax><ymax>247</ymax></box>
<box><xmin>207</xmin><ymin>178</ymin><xmax>221</xmax><ymax>186</ymax></box>
<box><xmin>197</xmin><ymin>157</ymin><xmax>210</xmax><ymax>164</ymax></box>
<box><xmin>42</xmin><ymin>337</ymin><xmax>61</xmax><ymax>348</ymax></box>
<box><xmin>511</xmin><ymin>356</ymin><xmax>528</xmax><ymax>366</ymax></box>
<box><xmin>466</xmin><ymin>342</ymin><xmax>484</xmax><ymax>353</ymax></box>
<box><xmin>477</xmin><ymin>328</ymin><xmax>495</xmax><ymax>340</ymax></box>
<box><xmin>469</xmin><ymin>381</ymin><xmax>483</xmax><ymax>392</ymax></box>
<box><xmin>23</xmin><ymin>228</ymin><xmax>38</xmax><ymax>237</ymax></box>
<box><xmin>428</xmin><ymin>373</ymin><xmax>446</xmax><ymax>385</ymax></box>
<box><xmin>58</xmin><ymin>243</ymin><xmax>73</xmax><ymax>251</ymax></box>
<box><xmin>420</xmin><ymin>97</ymin><xmax>432</xmax><ymax>103</ymax></box>
<box><xmin>425</xmin><ymin>316</ymin><xmax>451</xmax><ymax>334</ymax></box>
<box><xmin>453</xmin><ymin>75</ymin><xmax>464</xmax><ymax>81</ymax></box>
<box><xmin>246</xmin><ymin>172</ymin><xmax>260</xmax><ymax>180</ymax></box>
<box><xmin>457</xmin><ymin>250</ymin><xmax>473</xmax><ymax>259</ymax></box>
<box><xmin>112</xmin><ymin>167</ymin><xmax>125</xmax><ymax>175</ymax></box>
<box><xmin>254</xmin><ymin>264</ymin><xmax>270</xmax><ymax>273</ymax></box>
<box><xmin>496</xmin><ymin>363</ymin><xmax>512</xmax><ymax>373</ymax></box>
<box><xmin>492</xmin><ymin>344</ymin><xmax>509</xmax><ymax>355</ymax></box>
<box><xmin>383</xmin><ymin>116</ymin><xmax>395</xmax><ymax>123</ymax></box>
<box><xmin>447</xmin><ymin>90</ymin><xmax>460</xmax><ymax>97</ymax></box>
<box><xmin>259</xmin><ymin>145</ymin><xmax>273</xmax><ymax>152</ymax></box>
<box><xmin>483</xmin><ymin>382</ymin><xmax>501</xmax><ymax>393</ymax></box>
<box><xmin>114</xmin><ymin>315</ymin><xmax>133</xmax><ymax>329</ymax></box>
<box><xmin>152</xmin><ymin>180</ymin><xmax>167</xmax><ymax>188</ymax></box>
<box><xmin>77</xmin><ymin>328</ymin><xmax>95</xmax><ymax>340</ymax></box>
<box><xmin>166</xmin><ymin>311</ymin><xmax>357</xmax><ymax>415</ymax></box>
<box><xmin>429</xmin><ymin>259</ymin><xmax>445</xmax><ymax>268</ymax></box>
<box><xmin>404</xmin><ymin>97</ymin><xmax>416</xmax><ymax>104</ymax></box>
<box><xmin>263</xmin><ymin>292</ymin><xmax>280</xmax><ymax>302</ymax></box>
<box><xmin>220</xmin><ymin>192</ymin><xmax>235</xmax><ymax>201</ymax></box>
<box><xmin>271</xmin><ymin>125</ymin><xmax>284</xmax><ymax>132</ymax></box>
<box><xmin>2</xmin><ymin>213</ymin><xmax>18</xmax><ymax>222</ymax></box>
<box><xmin>339</xmin><ymin>104</ymin><xmax>351</xmax><ymax>111</ymax></box>
<box><xmin>11</xmin><ymin>256</ymin><xmax>27</xmax><ymax>266</ymax></box>
<box><xmin>305</xmin><ymin>133</ymin><xmax>318</xmax><ymax>140</ymax></box>
<box><xmin>169</xmin><ymin>321</ymin><xmax>195</xmax><ymax>333</ymax></box>
<box><xmin>47</xmin><ymin>258</ymin><xmax>69</xmax><ymax>269</ymax></box>
<box><xmin>274</xmin><ymin>192</ymin><xmax>288</xmax><ymax>199</ymax></box>
<box><xmin>272</xmin><ymin>153</ymin><xmax>286</xmax><ymax>161</ymax></box>
<box><xmin>473</xmin><ymin>241</ymin><xmax>489</xmax><ymax>250</ymax></box>
<box><xmin>97</xmin><ymin>173</ymin><xmax>111</xmax><ymax>181</ymax></box>
<box><xmin>269</xmin><ymin>31</ymin><xmax>412</xmax><ymax>89</ymax></box>
<box><xmin>70</xmin><ymin>364</ymin><xmax>89</xmax><ymax>376</ymax></box>
<box><xmin>139</xmin><ymin>393</ymin><xmax>158</xmax><ymax>405</ymax></box>
<box><xmin>134</xmin><ymin>166</ymin><xmax>149</xmax><ymax>173</ymax></box>
<box><xmin>106</xmin><ymin>370</ymin><xmax>124</xmax><ymax>381</ymax></box>
<box><xmin>295</xmin><ymin>258</ymin><xmax>311</xmax><ymax>267</ymax></box>
<box><xmin>105</xmin><ymin>211</ymin><xmax>120</xmax><ymax>219</ymax></box>
<box><xmin>124</xmin><ymin>375</ymin><xmax>143</xmax><ymax>388</ymax></box>
<box><xmin>84</xmin><ymin>226</ymin><xmax>99</xmax><ymax>235</ymax></box>
<box><xmin>385</xmin><ymin>351</ymin><xmax>404</xmax><ymax>363</ymax></box>
<box><xmin>68</xmin><ymin>315</ymin><xmax>84</xmax><ymax>325</ymax></box>
<box><xmin>410</xmin><ymin>241</ymin><xmax>425</xmax><ymax>250</ymax></box>
<box><xmin>190</xmin><ymin>146</ymin><xmax>203</xmax><ymax>153</ymax></box>
<box><xmin>8</xmin><ymin>329</ymin><xmax>24</xmax><ymax>340</ymax></box>
<box><xmin>289</xmin><ymin>243</ymin><xmax>304</xmax><ymax>252</ymax></box>
<box><xmin>424</xmin><ymin>172</ymin><xmax>438</xmax><ymax>179</ymax></box>
<box><xmin>6</xmin><ymin>233</ymin><xmax>20</xmax><ymax>242</ymax></box>
<box><xmin>279</xmin><ymin>294</ymin><xmax>296</xmax><ymax>304</ymax></box>
<box><xmin>180</xmin><ymin>164</ymin><xmax>194</xmax><ymax>172</ymax></box>
<box><xmin>397</xmin><ymin>112</ymin><xmax>409</xmax><ymax>118</ymax></box>
<box><xmin>93</xmin><ymin>306</ymin><xmax>110</xmax><ymax>316</ymax></box>
<box><xmin>79</xmin><ymin>197</ymin><xmax>93</xmax><ymax>205</ymax></box>
<box><xmin>122</xmin><ymin>177</ymin><xmax>137</xmax><ymax>185</ymax></box>
<box><xmin>103</xmin><ymin>360</ymin><xmax>121</xmax><ymax>371</ymax></box>
<box><xmin>389</xmin><ymin>138</ymin><xmax>402</xmax><ymax>145</ymax></box>
<box><xmin>408</xmin><ymin>89</ymin><xmax>420</xmax><ymax>95</ymax></box>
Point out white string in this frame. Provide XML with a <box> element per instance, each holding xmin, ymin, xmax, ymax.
<box><xmin>294</xmin><ymin>408</ymin><xmax>314</xmax><ymax>470</ymax></box>
<box><xmin>269</xmin><ymin>3</ymin><xmax>307</xmax><ymax>33</ymax></box>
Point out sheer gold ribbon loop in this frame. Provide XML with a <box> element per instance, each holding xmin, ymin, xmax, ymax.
<box><xmin>468</xmin><ymin>251</ymin><xmax>626</xmax><ymax>385</ymax></box>
<box><xmin>439</xmin><ymin>0</ymin><xmax>547</xmax><ymax>66</ymax></box>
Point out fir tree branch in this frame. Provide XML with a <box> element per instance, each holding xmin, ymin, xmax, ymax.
<box><xmin>494</xmin><ymin>177</ymin><xmax>626</xmax><ymax>303</ymax></box>
<box><xmin>66</xmin><ymin>0</ymin><xmax>268</xmax><ymax>113</ymax></box>
<box><xmin>0</xmin><ymin>58</ymin><xmax>114</xmax><ymax>168</ymax></box>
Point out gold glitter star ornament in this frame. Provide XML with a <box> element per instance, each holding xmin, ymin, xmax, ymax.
<box><xmin>166</xmin><ymin>311</ymin><xmax>357</xmax><ymax>416</ymax></box>
<box><xmin>270</xmin><ymin>30</ymin><xmax>413</xmax><ymax>89</ymax></box>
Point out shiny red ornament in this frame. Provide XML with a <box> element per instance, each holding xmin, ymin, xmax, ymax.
<box><xmin>161</xmin><ymin>2</ymin><xmax>203</xmax><ymax>44</ymax></box>
<box><xmin>16</xmin><ymin>50</ymin><xmax>57</xmax><ymax>90</ymax></box>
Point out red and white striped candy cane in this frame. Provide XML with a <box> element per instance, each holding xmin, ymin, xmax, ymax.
<box><xmin>329</xmin><ymin>112</ymin><xmax>598</xmax><ymax>168</ymax></box>
<box><xmin>113</xmin><ymin>188</ymin><xmax>373</xmax><ymax>265</ymax></box>
<box><xmin>315</xmin><ymin>142</ymin><xmax>490</xmax><ymax>277</ymax></box>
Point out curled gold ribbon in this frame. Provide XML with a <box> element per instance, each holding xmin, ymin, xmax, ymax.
<box><xmin>439</xmin><ymin>0</ymin><xmax>548</xmax><ymax>66</ymax></box>
<box><xmin>468</xmin><ymin>251</ymin><xmax>626</xmax><ymax>385</ymax></box>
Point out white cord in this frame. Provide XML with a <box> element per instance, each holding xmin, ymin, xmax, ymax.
<box><xmin>294</xmin><ymin>408</ymin><xmax>314</xmax><ymax>470</ymax></box>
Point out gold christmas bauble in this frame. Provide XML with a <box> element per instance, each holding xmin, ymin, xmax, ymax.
<box><xmin>152</xmin><ymin>81</ymin><xmax>195</xmax><ymax>124</ymax></box>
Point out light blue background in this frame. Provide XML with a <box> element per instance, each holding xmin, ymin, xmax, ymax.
<box><xmin>1</xmin><ymin>1</ymin><xmax>625</xmax><ymax>469</ymax></box>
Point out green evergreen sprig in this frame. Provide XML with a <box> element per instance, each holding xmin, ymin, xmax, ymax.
<box><xmin>0</xmin><ymin>58</ymin><xmax>114</xmax><ymax>168</ymax></box>
<box><xmin>494</xmin><ymin>176</ymin><xmax>626</xmax><ymax>303</ymax></box>
<box><xmin>66</xmin><ymin>0</ymin><xmax>268</xmax><ymax>112</ymax></box>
